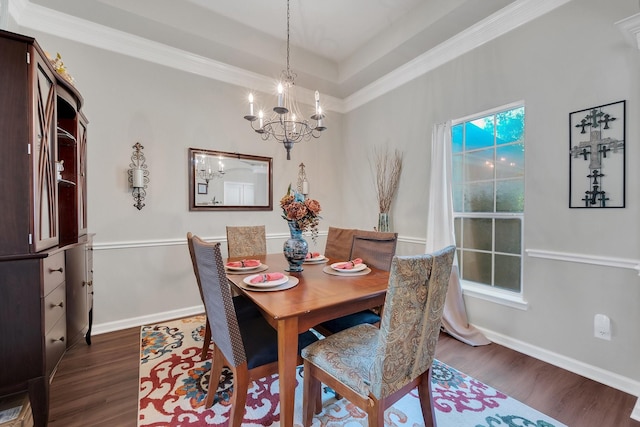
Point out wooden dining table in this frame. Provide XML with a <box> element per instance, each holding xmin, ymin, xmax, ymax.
<box><xmin>225</xmin><ymin>253</ymin><xmax>390</xmax><ymax>427</ymax></box>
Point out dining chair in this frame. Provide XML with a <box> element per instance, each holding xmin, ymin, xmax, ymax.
<box><xmin>323</xmin><ymin>226</ymin><xmax>356</xmax><ymax>262</ymax></box>
<box><xmin>301</xmin><ymin>246</ymin><xmax>456</xmax><ymax>427</ymax></box>
<box><xmin>316</xmin><ymin>230</ymin><xmax>398</xmax><ymax>336</ymax></box>
<box><xmin>186</xmin><ymin>232</ymin><xmax>212</xmax><ymax>360</ymax></box>
<box><xmin>189</xmin><ymin>234</ymin><xmax>319</xmax><ymax>426</ymax></box>
<box><xmin>226</xmin><ymin>225</ymin><xmax>267</xmax><ymax>258</ymax></box>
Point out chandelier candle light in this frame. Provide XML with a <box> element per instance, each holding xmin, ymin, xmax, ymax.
<box><xmin>244</xmin><ymin>0</ymin><xmax>326</xmax><ymax>160</ymax></box>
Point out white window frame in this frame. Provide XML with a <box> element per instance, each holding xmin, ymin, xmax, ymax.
<box><xmin>451</xmin><ymin>101</ymin><xmax>528</xmax><ymax>310</ymax></box>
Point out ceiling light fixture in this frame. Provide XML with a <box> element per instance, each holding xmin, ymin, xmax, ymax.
<box><xmin>243</xmin><ymin>0</ymin><xmax>326</xmax><ymax>160</ymax></box>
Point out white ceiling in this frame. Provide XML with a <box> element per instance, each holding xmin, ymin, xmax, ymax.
<box><xmin>26</xmin><ymin>0</ymin><xmax>517</xmax><ymax>97</ymax></box>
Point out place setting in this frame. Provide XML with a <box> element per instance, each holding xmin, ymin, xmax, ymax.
<box><xmin>237</xmin><ymin>271</ymin><xmax>299</xmax><ymax>292</ymax></box>
<box><xmin>303</xmin><ymin>251</ymin><xmax>328</xmax><ymax>264</ymax></box>
<box><xmin>322</xmin><ymin>257</ymin><xmax>371</xmax><ymax>276</ymax></box>
<box><xmin>224</xmin><ymin>259</ymin><xmax>269</xmax><ymax>275</ymax></box>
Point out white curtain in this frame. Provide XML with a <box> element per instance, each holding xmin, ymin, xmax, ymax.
<box><xmin>427</xmin><ymin>122</ymin><xmax>490</xmax><ymax>346</ymax></box>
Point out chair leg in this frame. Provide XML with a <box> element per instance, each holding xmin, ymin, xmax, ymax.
<box><xmin>206</xmin><ymin>347</ymin><xmax>226</xmax><ymax>408</ymax></box>
<box><xmin>417</xmin><ymin>368</ymin><xmax>437</xmax><ymax>427</ymax></box>
<box><xmin>229</xmin><ymin>363</ymin><xmax>249</xmax><ymax>427</ymax></box>
<box><xmin>366</xmin><ymin>398</ymin><xmax>384</xmax><ymax>427</ymax></box>
<box><xmin>201</xmin><ymin>319</ymin><xmax>211</xmax><ymax>360</ymax></box>
<box><xmin>302</xmin><ymin>361</ymin><xmax>322</xmax><ymax>426</ymax></box>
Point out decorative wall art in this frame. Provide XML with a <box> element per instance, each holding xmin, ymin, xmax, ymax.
<box><xmin>569</xmin><ymin>100</ymin><xmax>625</xmax><ymax>208</ymax></box>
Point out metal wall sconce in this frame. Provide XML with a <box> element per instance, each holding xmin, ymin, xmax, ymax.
<box><xmin>128</xmin><ymin>142</ymin><xmax>149</xmax><ymax>210</ymax></box>
<box><xmin>297</xmin><ymin>162</ymin><xmax>309</xmax><ymax>197</ymax></box>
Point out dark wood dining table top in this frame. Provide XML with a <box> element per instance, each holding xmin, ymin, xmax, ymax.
<box><xmin>226</xmin><ymin>253</ymin><xmax>390</xmax><ymax>331</ymax></box>
<box><xmin>225</xmin><ymin>252</ymin><xmax>390</xmax><ymax>427</ymax></box>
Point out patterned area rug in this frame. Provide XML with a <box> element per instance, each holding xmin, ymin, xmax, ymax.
<box><xmin>138</xmin><ymin>316</ymin><xmax>567</xmax><ymax>426</ymax></box>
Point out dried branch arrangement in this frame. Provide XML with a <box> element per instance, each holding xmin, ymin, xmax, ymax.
<box><xmin>374</xmin><ymin>146</ymin><xmax>403</xmax><ymax>213</ymax></box>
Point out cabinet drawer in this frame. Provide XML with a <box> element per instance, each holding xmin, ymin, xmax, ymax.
<box><xmin>45</xmin><ymin>313</ymin><xmax>66</xmax><ymax>376</ymax></box>
<box><xmin>43</xmin><ymin>251</ymin><xmax>65</xmax><ymax>296</ymax></box>
<box><xmin>44</xmin><ymin>283</ymin><xmax>66</xmax><ymax>335</ymax></box>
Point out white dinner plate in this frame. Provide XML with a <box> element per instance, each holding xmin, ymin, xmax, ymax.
<box><xmin>304</xmin><ymin>255</ymin><xmax>328</xmax><ymax>264</ymax></box>
<box><xmin>243</xmin><ymin>274</ymin><xmax>289</xmax><ymax>288</ymax></box>
<box><xmin>330</xmin><ymin>262</ymin><xmax>368</xmax><ymax>273</ymax></box>
<box><xmin>225</xmin><ymin>262</ymin><xmax>262</xmax><ymax>271</ymax></box>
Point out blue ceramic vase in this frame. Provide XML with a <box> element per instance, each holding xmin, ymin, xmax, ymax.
<box><xmin>283</xmin><ymin>221</ymin><xmax>308</xmax><ymax>272</ymax></box>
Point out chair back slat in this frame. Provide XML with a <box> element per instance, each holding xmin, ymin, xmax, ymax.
<box><xmin>226</xmin><ymin>225</ymin><xmax>267</xmax><ymax>258</ymax></box>
<box><xmin>370</xmin><ymin>245</ymin><xmax>455</xmax><ymax>399</ymax></box>
<box><xmin>191</xmin><ymin>235</ymin><xmax>247</xmax><ymax>367</ymax></box>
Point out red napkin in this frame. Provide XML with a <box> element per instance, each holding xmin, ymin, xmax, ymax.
<box><xmin>306</xmin><ymin>252</ymin><xmax>321</xmax><ymax>259</ymax></box>
<box><xmin>226</xmin><ymin>259</ymin><xmax>261</xmax><ymax>268</ymax></box>
<box><xmin>334</xmin><ymin>258</ymin><xmax>363</xmax><ymax>269</ymax></box>
<box><xmin>249</xmin><ymin>272</ymin><xmax>285</xmax><ymax>284</ymax></box>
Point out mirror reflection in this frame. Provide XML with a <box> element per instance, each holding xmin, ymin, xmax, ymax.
<box><xmin>188</xmin><ymin>148</ymin><xmax>272</xmax><ymax>211</ymax></box>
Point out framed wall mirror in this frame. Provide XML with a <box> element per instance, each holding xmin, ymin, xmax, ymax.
<box><xmin>188</xmin><ymin>148</ymin><xmax>273</xmax><ymax>211</ymax></box>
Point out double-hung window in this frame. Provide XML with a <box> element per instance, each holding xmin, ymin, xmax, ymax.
<box><xmin>451</xmin><ymin>103</ymin><xmax>525</xmax><ymax>294</ymax></box>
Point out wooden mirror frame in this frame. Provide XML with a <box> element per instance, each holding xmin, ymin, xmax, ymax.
<box><xmin>188</xmin><ymin>148</ymin><xmax>273</xmax><ymax>211</ymax></box>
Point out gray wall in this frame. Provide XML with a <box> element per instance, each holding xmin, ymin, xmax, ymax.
<box><xmin>341</xmin><ymin>0</ymin><xmax>640</xmax><ymax>392</ymax></box>
<box><xmin>13</xmin><ymin>0</ymin><xmax>640</xmax><ymax>406</ymax></box>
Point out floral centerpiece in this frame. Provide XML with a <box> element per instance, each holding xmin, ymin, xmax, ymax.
<box><xmin>280</xmin><ymin>185</ymin><xmax>322</xmax><ymax>243</ymax></box>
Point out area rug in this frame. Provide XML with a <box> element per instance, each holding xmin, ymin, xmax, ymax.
<box><xmin>138</xmin><ymin>316</ymin><xmax>566</xmax><ymax>426</ymax></box>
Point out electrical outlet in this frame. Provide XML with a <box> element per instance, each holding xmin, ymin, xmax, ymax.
<box><xmin>594</xmin><ymin>314</ymin><xmax>611</xmax><ymax>340</ymax></box>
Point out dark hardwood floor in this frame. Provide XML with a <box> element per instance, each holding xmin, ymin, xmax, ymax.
<box><xmin>48</xmin><ymin>324</ymin><xmax>639</xmax><ymax>427</ymax></box>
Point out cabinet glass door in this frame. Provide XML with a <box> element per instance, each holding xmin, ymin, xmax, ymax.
<box><xmin>33</xmin><ymin>56</ymin><xmax>58</xmax><ymax>252</ymax></box>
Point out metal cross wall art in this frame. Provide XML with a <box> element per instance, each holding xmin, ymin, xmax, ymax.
<box><xmin>569</xmin><ymin>100</ymin><xmax>625</xmax><ymax>208</ymax></box>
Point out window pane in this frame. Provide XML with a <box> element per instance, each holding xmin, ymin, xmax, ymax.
<box><xmin>495</xmin><ymin>219</ymin><xmax>521</xmax><ymax>254</ymax></box>
<box><xmin>496</xmin><ymin>143</ymin><xmax>524</xmax><ymax>179</ymax></box>
<box><xmin>494</xmin><ymin>254</ymin><xmax>521</xmax><ymax>291</ymax></box>
<box><xmin>454</xmin><ymin>217</ymin><xmax>461</xmax><ymax>246</ymax></box>
<box><xmin>465</xmin><ymin>116</ymin><xmax>494</xmax><ymax>150</ymax></box>
<box><xmin>465</xmin><ymin>148</ymin><xmax>494</xmax><ymax>182</ymax></box>
<box><xmin>461</xmin><ymin>250</ymin><xmax>491</xmax><ymax>285</ymax></box>
<box><xmin>452</xmin><ymin>184</ymin><xmax>463</xmax><ymax>212</ymax></box>
<box><xmin>452</xmin><ymin>153</ymin><xmax>463</xmax><ymax>184</ymax></box>
<box><xmin>452</xmin><ymin>124</ymin><xmax>463</xmax><ymax>153</ymax></box>
<box><xmin>496</xmin><ymin>107</ymin><xmax>525</xmax><ymax>144</ymax></box>
<box><xmin>462</xmin><ymin>218</ymin><xmax>492</xmax><ymax>251</ymax></box>
<box><xmin>496</xmin><ymin>179</ymin><xmax>524</xmax><ymax>212</ymax></box>
<box><xmin>464</xmin><ymin>182</ymin><xmax>494</xmax><ymax>212</ymax></box>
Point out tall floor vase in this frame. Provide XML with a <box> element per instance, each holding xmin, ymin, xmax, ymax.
<box><xmin>283</xmin><ymin>221</ymin><xmax>308</xmax><ymax>272</ymax></box>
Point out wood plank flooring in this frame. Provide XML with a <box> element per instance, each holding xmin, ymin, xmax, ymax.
<box><xmin>48</xmin><ymin>324</ymin><xmax>639</xmax><ymax>427</ymax></box>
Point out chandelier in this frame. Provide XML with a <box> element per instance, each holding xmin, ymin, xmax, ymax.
<box><xmin>196</xmin><ymin>155</ymin><xmax>225</xmax><ymax>184</ymax></box>
<box><xmin>243</xmin><ymin>0</ymin><xmax>326</xmax><ymax>160</ymax></box>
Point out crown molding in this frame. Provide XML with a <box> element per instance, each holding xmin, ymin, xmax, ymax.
<box><xmin>11</xmin><ymin>0</ymin><xmax>570</xmax><ymax>114</ymax></box>
<box><xmin>616</xmin><ymin>12</ymin><xmax>640</xmax><ymax>50</ymax></box>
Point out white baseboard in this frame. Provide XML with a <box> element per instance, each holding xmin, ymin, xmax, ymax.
<box><xmin>474</xmin><ymin>325</ymin><xmax>640</xmax><ymax>421</ymax></box>
<box><xmin>91</xmin><ymin>305</ymin><xmax>204</xmax><ymax>336</ymax></box>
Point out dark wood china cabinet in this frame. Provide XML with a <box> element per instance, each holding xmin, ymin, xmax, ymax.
<box><xmin>0</xmin><ymin>29</ymin><xmax>93</xmax><ymax>426</ymax></box>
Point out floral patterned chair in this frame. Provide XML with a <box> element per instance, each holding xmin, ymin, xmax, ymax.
<box><xmin>226</xmin><ymin>225</ymin><xmax>267</xmax><ymax>258</ymax></box>
<box><xmin>188</xmin><ymin>234</ymin><xmax>318</xmax><ymax>426</ymax></box>
<box><xmin>301</xmin><ymin>246</ymin><xmax>456</xmax><ymax>427</ymax></box>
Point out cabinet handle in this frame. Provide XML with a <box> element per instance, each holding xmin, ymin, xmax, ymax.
<box><xmin>50</xmin><ymin>267</ymin><xmax>63</xmax><ymax>273</ymax></box>
<box><xmin>51</xmin><ymin>336</ymin><xmax>65</xmax><ymax>343</ymax></box>
<box><xmin>51</xmin><ymin>301</ymin><xmax>64</xmax><ymax>308</ymax></box>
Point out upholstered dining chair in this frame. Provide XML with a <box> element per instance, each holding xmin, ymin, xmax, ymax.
<box><xmin>316</xmin><ymin>230</ymin><xmax>398</xmax><ymax>336</ymax></box>
<box><xmin>301</xmin><ymin>246</ymin><xmax>456</xmax><ymax>427</ymax></box>
<box><xmin>188</xmin><ymin>233</ymin><xmax>319</xmax><ymax>426</ymax></box>
<box><xmin>226</xmin><ymin>225</ymin><xmax>267</xmax><ymax>258</ymax></box>
<box><xmin>323</xmin><ymin>226</ymin><xmax>356</xmax><ymax>262</ymax></box>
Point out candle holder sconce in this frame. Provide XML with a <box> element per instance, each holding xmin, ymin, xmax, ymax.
<box><xmin>297</xmin><ymin>162</ymin><xmax>309</xmax><ymax>198</ymax></box>
<box><xmin>128</xmin><ymin>142</ymin><xmax>149</xmax><ymax>210</ymax></box>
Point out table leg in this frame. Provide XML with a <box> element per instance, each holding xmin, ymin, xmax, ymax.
<box><xmin>277</xmin><ymin>317</ymin><xmax>299</xmax><ymax>427</ymax></box>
